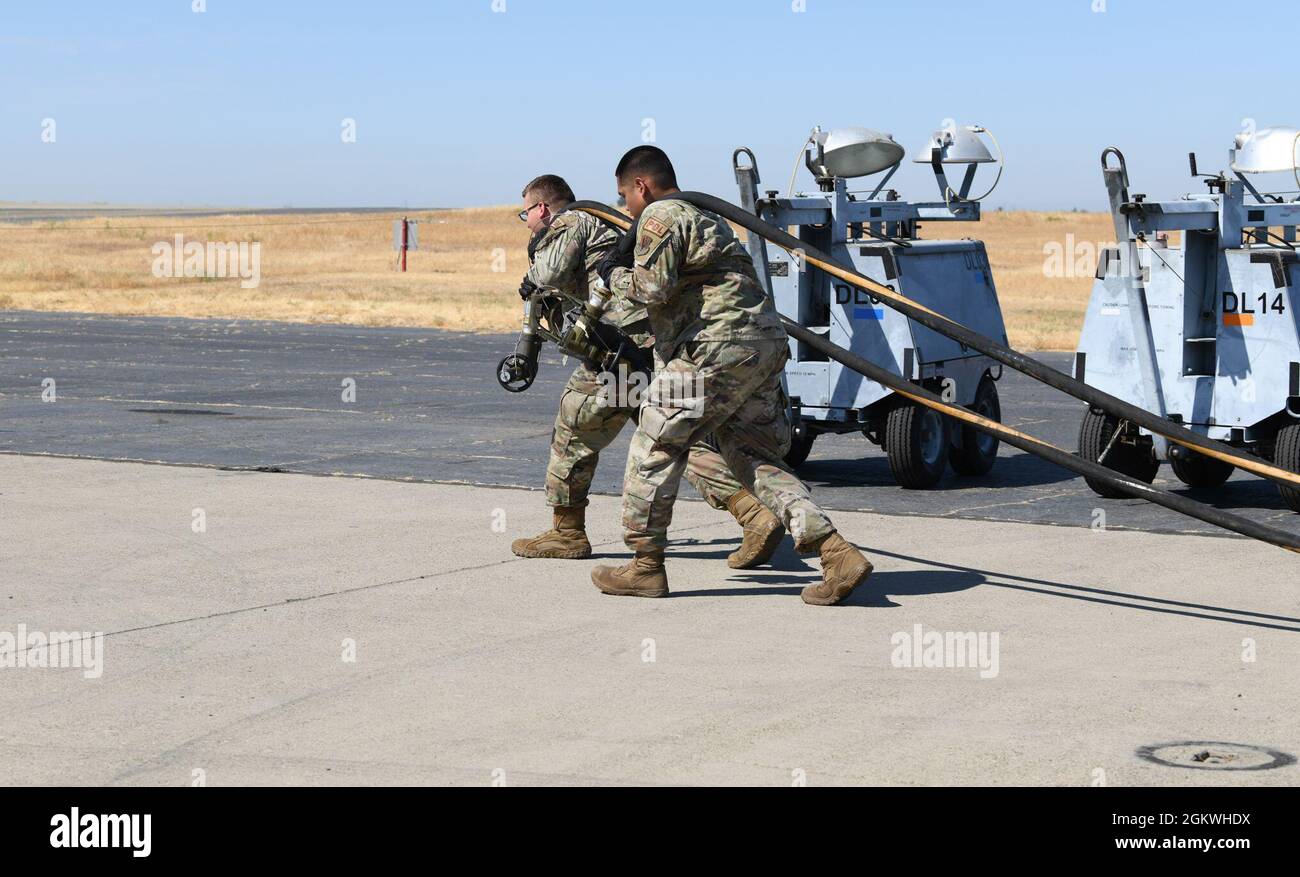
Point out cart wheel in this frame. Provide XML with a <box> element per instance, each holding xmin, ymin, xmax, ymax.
<box><xmin>785</xmin><ymin>430</ymin><xmax>815</xmax><ymax>468</ymax></box>
<box><xmin>1169</xmin><ymin>448</ymin><xmax>1234</xmax><ymax>488</ymax></box>
<box><xmin>949</xmin><ymin>374</ymin><xmax>1001</xmax><ymax>477</ymax></box>
<box><xmin>1275</xmin><ymin>423</ymin><xmax>1300</xmax><ymax>513</ymax></box>
<box><xmin>1077</xmin><ymin>408</ymin><xmax>1158</xmax><ymax>498</ymax></box>
<box><xmin>885</xmin><ymin>400</ymin><xmax>948</xmax><ymax>489</ymax></box>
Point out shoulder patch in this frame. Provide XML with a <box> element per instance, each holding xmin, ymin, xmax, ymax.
<box><xmin>642</xmin><ymin>216</ymin><xmax>669</xmax><ymax>238</ymax></box>
<box><xmin>549</xmin><ymin>212</ymin><xmax>579</xmax><ymax>231</ymax></box>
<box><xmin>537</xmin><ymin>213</ymin><xmax>577</xmax><ymax>248</ymax></box>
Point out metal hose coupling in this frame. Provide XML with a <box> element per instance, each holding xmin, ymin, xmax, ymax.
<box><xmin>584</xmin><ymin>278</ymin><xmax>613</xmax><ymax>322</ymax></box>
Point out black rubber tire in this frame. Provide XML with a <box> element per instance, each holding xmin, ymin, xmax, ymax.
<box><xmin>785</xmin><ymin>430</ymin><xmax>815</xmax><ymax>468</ymax></box>
<box><xmin>885</xmin><ymin>400</ymin><xmax>948</xmax><ymax>489</ymax></box>
<box><xmin>1276</xmin><ymin>423</ymin><xmax>1300</xmax><ymax>513</ymax></box>
<box><xmin>1077</xmin><ymin>408</ymin><xmax>1158</xmax><ymax>498</ymax></box>
<box><xmin>1169</xmin><ymin>449</ymin><xmax>1234</xmax><ymax>489</ymax></box>
<box><xmin>948</xmin><ymin>374</ymin><xmax>1001</xmax><ymax>477</ymax></box>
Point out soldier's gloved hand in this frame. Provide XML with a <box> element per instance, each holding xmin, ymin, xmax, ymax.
<box><xmin>518</xmin><ymin>276</ymin><xmax>539</xmax><ymax>300</ymax></box>
<box><xmin>559</xmin><ymin>279</ymin><xmax>613</xmax><ymax>355</ymax></box>
<box><xmin>596</xmin><ymin>220</ymin><xmax>638</xmax><ymax>287</ymax></box>
<box><xmin>561</xmin><ymin>316</ymin><xmax>596</xmax><ymax>355</ymax></box>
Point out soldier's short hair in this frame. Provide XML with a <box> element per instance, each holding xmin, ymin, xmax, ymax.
<box><xmin>615</xmin><ymin>146</ymin><xmax>678</xmax><ymax>189</ymax></box>
<box><xmin>521</xmin><ymin>174</ymin><xmax>576</xmax><ymax>209</ymax></box>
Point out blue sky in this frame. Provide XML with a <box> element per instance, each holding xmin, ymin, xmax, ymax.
<box><xmin>2</xmin><ymin>0</ymin><xmax>1295</xmax><ymax>210</ymax></box>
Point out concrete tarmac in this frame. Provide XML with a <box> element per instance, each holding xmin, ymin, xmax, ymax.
<box><xmin>1</xmin><ymin>455</ymin><xmax>1297</xmax><ymax>786</ymax></box>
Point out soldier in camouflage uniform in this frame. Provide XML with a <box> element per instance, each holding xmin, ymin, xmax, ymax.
<box><xmin>588</xmin><ymin>148</ymin><xmax>875</xmax><ymax>606</ymax></box>
<box><xmin>509</xmin><ymin>174</ymin><xmax>785</xmax><ymax>568</ymax></box>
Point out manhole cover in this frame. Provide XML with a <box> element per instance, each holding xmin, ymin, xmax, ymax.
<box><xmin>1136</xmin><ymin>741</ymin><xmax>1296</xmax><ymax>771</ymax></box>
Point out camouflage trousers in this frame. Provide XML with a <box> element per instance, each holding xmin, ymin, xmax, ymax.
<box><xmin>546</xmin><ymin>362</ymin><xmax>742</xmax><ymax>511</ymax></box>
<box><xmin>622</xmin><ymin>339</ymin><xmax>836</xmax><ymax>554</ymax></box>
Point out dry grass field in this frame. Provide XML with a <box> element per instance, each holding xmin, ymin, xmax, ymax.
<box><xmin>0</xmin><ymin>206</ymin><xmax>1115</xmax><ymax>350</ymax></box>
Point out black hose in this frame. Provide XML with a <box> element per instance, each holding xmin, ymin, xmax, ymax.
<box><xmin>781</xmin><ymin>319</ymin><xmax>1300</xmax><ymax>553</ymax></box>
<box><xmin>666</xmin><ymin>190</ymin><xmax>1300</xmax><ymax>491</ymax></box>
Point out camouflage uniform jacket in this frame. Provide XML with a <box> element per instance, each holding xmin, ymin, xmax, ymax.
<box><xmin>526</xmin><ymin>208</ymin><xmax>652</xmax><ymax>345</ymax></box>
<box><xmin>614</xmin><ymin>198</ymin><xmax>787</xmax><ymax>363</ymax></box>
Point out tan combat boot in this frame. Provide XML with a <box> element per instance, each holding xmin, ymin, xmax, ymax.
<box><xmin>725</xmin><ymin>489</ymin><xmax>785</xmax><ymax>569</ymax></box>
<box><xmin>510</xmin><ymin>505</ymin><xmax>592</xmax><ymax>559</ymax></box>
<box><xmin>591</xmin><ymin>552</ymin><xmax>669</xmax><ymax>598</ymax></box>
<box><xmin>800</xmin><ymin>531</ymin><xmax>873</xmax><ymax>606</ymax></box>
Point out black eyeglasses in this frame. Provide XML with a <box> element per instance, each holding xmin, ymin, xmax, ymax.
<box><xmin>518</xmin><ymin>202</ymin><xmax>543</xmax><ymax>222</ymax></box>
